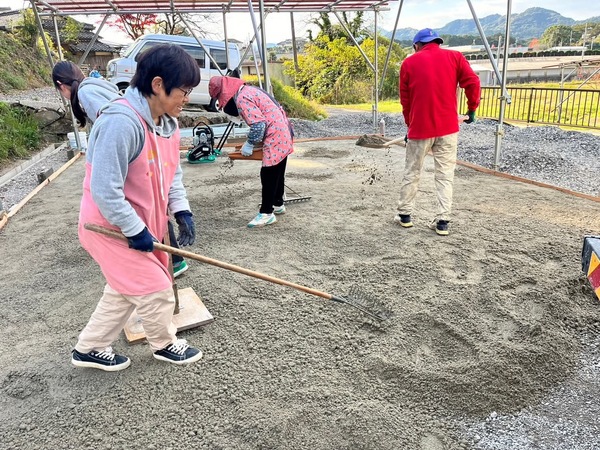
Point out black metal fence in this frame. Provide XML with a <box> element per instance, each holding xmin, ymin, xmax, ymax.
<box><xmin>459</xmin><ymin>86</ymin><xmax>600</xmax><ymax>130</ymax></box>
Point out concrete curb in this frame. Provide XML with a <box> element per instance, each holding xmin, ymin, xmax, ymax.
<box><xmin>0</xmin><ymin>142</ymin><xmax>67</xmax><ymax>188</ymax></box>
<box><xmin>0</xmin><ymin>150</ymin><xmax>82</xmax><ymax>231</ymax></box>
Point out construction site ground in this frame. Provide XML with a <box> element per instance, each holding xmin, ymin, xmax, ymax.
<box><xmin>1</xmin><ymin>138</ymin><xmax>599</xmax><ymax>449</ymax></box>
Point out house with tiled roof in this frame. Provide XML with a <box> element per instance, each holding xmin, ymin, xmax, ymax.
<box><xmin>0</xmin><ymin>9</ymin><xmax>119</xmax><ymax>76</ymax></box>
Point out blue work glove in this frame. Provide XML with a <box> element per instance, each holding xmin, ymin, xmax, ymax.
<box><xmin>127</xmin><ymin>227</ymin><xmax>156</xmax><ymax>252</ymax></box>
<box><xmin>241</xmin><ymin>141</ymin><xmax>254</xmax><ymax>157</ymax></box>
<box><xmin>464</xmin><ymin>110</ymin><xmax>476</xmax><ymax>124</ymax></box>
<box><xmin>175</xmin><ymin>211</ymin><xmax>195</xmax><ymax>246</ymax></box>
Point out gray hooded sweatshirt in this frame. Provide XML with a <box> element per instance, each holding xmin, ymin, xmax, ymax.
<box><xmin>86</xmin><ymin>87</ymin><xmax>191</xmax><ymax>237</ymax></box>
<box><xmin>78</xmin><ymin>77</ymin><xmax>120</xmax><ymax>124</ymax></box>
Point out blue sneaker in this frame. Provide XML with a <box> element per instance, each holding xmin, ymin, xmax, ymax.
<box><xmin>247</xmin><ymin>213</ymin><xmax>276</xmax><ymax>228</ymax></box>
<box><xmin>153</xmin><ymin>339</ymin><xmax>203</xmax><ymax>365</ymax></box>
<box><xmin>71</xmin><ymin>347</ymin><xmax>131</xmax><ymax>372</ymax></box>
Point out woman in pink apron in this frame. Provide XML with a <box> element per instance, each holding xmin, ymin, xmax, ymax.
<box><xmin>52</xmin><ymin>61</ymin><xmax>190</xmax><ymax>277</ymax></box>
<box><xmin>71</xmin><ymin>44</ymin><xmax>201</xmax><ymax>371</ymax></box>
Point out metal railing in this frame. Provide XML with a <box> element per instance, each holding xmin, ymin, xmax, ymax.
<box><xmin>459</xmin><ymin>86</ymin><xmax>600</xmax><ymax>130</ymax></box>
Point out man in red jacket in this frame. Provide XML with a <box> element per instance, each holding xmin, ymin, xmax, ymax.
<box><xmin>394</xmin><ymin>28</ymin><xmax>481</xmax><ymax>235</ymax></box>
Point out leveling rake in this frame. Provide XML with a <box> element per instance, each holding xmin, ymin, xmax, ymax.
<box><xmin>85</xmin><ymin>223</ymin><xmax>390</xmax><ymax>322</ymax></box>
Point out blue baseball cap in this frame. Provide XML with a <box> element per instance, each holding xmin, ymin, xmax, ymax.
<box><xmin>412</xmin><ymin>28</ymin><xmax>444</xmax><ymax>45</ymax></box>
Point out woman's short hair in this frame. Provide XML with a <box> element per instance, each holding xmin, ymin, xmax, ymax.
<box><xmin>52</xmin><ymin>61</ymin><xmax>87</xmax><ymax>126</ymax></box>
<box><xmin>131</xmin><ymin>44</ymin><xmax>200</xmax><ymax>96</ymax></box>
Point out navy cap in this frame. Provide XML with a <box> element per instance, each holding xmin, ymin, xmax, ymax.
<box><xmin>412</xmin><ymin>28</ymin><xmax>444</xmax><ymax>45</ymax></box>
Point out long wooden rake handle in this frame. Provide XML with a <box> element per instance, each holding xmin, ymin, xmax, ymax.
<box><xmin>84</xmin><ymin>223</ymin><xmax>337</xmax><ymax>301</ymax></box>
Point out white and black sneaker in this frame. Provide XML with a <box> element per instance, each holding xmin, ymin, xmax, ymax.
<box><xmin>153</xmin><ymin>339</ymin><xmax>203</xmax><ymax>365</ymax></box>
<box><xmin>72</xmin><ymin>347</ymin><xmax>131</xmax><ymax>372</ymax></box>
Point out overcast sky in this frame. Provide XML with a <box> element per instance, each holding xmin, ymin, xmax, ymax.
<box><xmin>1</xmin><ymin>0</ymin><xmax>597</xmax><ymax>44</ymax></box>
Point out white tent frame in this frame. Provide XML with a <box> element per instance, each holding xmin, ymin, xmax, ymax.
<box><xmin>29</xmin><ymin>0</ymin><xmax>513</xmax><ymax>164</ymax></box>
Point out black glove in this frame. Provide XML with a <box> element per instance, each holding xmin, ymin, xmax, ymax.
<box><xmin>464</xmin><ymin>110</ymin><xmax>476</xmax><ymax>124</ymax></box>
<box><xmin>127</xmin><ymin>227</ymin><xmax>156</xmax><ymax>252</ymax></box>
<box><xmin>404</xmin><ymin>134</ymin><xmax>408</xmax><ymax>144</ymax></box>
<box><xmin>175</xmin><ymin>211</ymin><xmax>195</xmax><ymax>246</ymax></box>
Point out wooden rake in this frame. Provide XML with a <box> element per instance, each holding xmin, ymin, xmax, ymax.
<box><xmin>85</xmin><ymin>223</ymin><xmax>390</xmax><ymax>322</ymax></box>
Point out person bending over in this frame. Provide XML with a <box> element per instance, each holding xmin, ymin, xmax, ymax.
<box><xmin>209</xmin><ymin>76</ymin><xmax>294</xmax><ymax>228</ymax></box>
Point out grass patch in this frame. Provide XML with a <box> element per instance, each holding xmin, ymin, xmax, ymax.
<box><xmin>0</xmin><ymin>32</ymin><xmax>50</xmax><ymax>93</ymax></box>
<box><xmin>244</xmin><ymin>76</ymin><xmax>327</xmax><ymax>120</ymax></box>
<box><xmin>326</xmin><ymin>100</ymin><xmax>402</xmax><ymax>113</ymax></box>
<box><xmin>326</xmin><ymin>81</ymin><xmax>600</xmax><ymax>115</ymax></box>
<box><xmin>0</xmin><ymin>103</ymin><xmax>41</xmax><ymax>161</ymax></box>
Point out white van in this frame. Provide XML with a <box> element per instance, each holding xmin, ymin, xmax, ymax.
<box><xmin>106</xmin><ymin>34</ymin><xmax>241</xmax><ymax>110</ymax></box>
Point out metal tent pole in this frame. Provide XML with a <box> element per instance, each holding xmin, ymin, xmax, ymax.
<box><xmin>77</xmin><ymin>14</ymin><xmax>109</xmax><ymax>66</ymax></box>
<box><xmin>247</xmin><ymin>0</ymin><xmax>265</xmax><ymax>87</ymax></box>
<box><xmin>178</xmin><ymin>13</ymin><xmax>225</xmax><ymax>76</ymax></box>
<box><xmin>494</xmin><ymin>0</ymin><xmax>513</xmax><ymax>170</ymax></box>
<box><xmin>333</xmin><ymin>10</ymin><xmax>375</xmax><ymax>73</ymax></box>
<box><xmin>290</xmin><ymin>13</ymin><xmax>299</xmax><ymax>75</ymax></box>
<box><xmin>465</xmin><ymin>0</ymin><xmax>510</xmax><ymax>102</ymax></box>
<box><xmin>259</xmin><ymin>0</ymin><xmax>271</xmax><ymax>94</ymax></box>
<box><xmin>234</xmin><ymin>18</ymin><xmax>267</xmax><ymax>75</ymax></box>
<box><xmin>379</xmin><ymin>0</ymin><xmax>404</xmax><ymax>95</ymax></box>
<box><xmin>373</xmin><ymin>8</ymin><xmax>379</xmax><ymax>129</ymax></box>
<box><xmin>32</xmin><ymin>5</ymin><xmax>54</xmax><ymax>69</ymax></box>
<box><xmin>51</xmin><ymin>13</ymin><xmax>63</xmax><ymax>60</ymax></box>
<box><xmin>223</xmin><ymin>8</ymin><xmax>230</xmax><ymax>72</ymax></box>
<box><xmin>48</xmin><ymin>10</ymin><xmax>84</xmax><ymax>151</ymax></box>
<box><xmin>250</xmin><ymin>40</ymin><xmax>263</xmax><ymax>88</ymax></box>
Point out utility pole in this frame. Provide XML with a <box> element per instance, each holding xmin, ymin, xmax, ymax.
<box><xmin>582</xmin><ymin>23</ymin><xmax>588</xmax><ymax>58</ymax></box>
<box><xmin>496</xmin><ymin>35</ymin><xmax>503</xmax><ymax>85</ymax></box>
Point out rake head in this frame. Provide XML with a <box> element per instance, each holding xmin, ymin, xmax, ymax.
<box><xmin>332</xmin><ymin>286</ymin><xmax>392</xmax><ymax>321</ymax></box>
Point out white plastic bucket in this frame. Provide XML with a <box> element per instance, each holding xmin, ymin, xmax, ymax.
<box><xmin>67</xmin><ymin>131</ymin><xmax>88</xmax><ymax>150</ymax></box>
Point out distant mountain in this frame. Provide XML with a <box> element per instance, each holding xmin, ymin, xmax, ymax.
<box><xmin>383</xmin><ymin>27</ymin><xmax>418</xmax><ymax>41</ymax></box>
<box><xmin>382</xmin><ymin>7</ymin><xmax>599</xmax><ymax>41</ymax></box>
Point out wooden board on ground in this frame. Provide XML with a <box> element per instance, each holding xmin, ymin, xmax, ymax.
<box><xmin>228</xmin><ymin>147</ymin><xmax>263</xmax><ymax>160</ymax></box>
<box><xmin>123</xmin><ymin>287</ymin><xmax>214</xmax><ymax>344</ymax></box>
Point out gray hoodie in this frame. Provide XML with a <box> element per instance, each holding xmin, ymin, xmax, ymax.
<box><xmin>86</xmin><ymin>87</ymin><xmax>191</xmax><ymax>237</ymax></box>
<box><xmin>78</xmin><ymin>77</ymin><xmax>120</xmax><ymax>124</ymax></box>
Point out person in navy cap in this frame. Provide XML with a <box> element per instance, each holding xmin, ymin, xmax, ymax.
<box><xmin>394</xmin><ymin>28</ymin><xmax>480</xmax><ymax>236</ymax></box>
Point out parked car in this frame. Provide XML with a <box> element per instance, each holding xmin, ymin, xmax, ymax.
<box><xmin>106</xmin><ymin>34</ymin><xmax>242</xmax><ymax>110</ymax></box>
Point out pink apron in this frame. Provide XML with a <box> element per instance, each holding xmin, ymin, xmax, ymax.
<box><xmin>78</xmin><ymin>100</ymin><xmax>181</xmax><ymax>296</ymax></box>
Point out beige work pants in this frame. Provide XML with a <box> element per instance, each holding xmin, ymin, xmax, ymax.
<box><xmin>397</xmin><ymin>133</ymin><xmax>459</xmax><ymax>221</ymax></box>
<box><xmin>75</xmin><ymin>284</ymin><xmax>177</xmax><ymax>353</ymax></box>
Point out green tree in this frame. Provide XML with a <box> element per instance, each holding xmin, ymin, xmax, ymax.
<box><xmin>286</xmin><ymin>34</ymin><xmax>405</xmax><ymax>104</ymax></box>
<box><xmin>14</xmin><ymin>9</ymin><xmax>56</xmax><ymax>58</ymax></box>
<box><xmin>307</xmin><ymin>12</ymin><xmax>368</xmax><ymax>44</ymax></box>
<box><xmin>14</xmin><ymin>9</ymin><xmax>39</xmax><ymax>47</ymax></box>
<box><xmin>541</xmin><ymin>25</ymin><xmax>574</xmax><ymax>47</ymax></box>
<box><xmin>573</xmin><ymin>23</ymin><xmax>600</xmax><ymax>47</ymax></box>
<box><xmin>63</xmin><ymin>17</ymin><xmax>82</xmax><ymax>43</ymax></box>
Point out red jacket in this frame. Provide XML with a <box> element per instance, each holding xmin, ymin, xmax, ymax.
<box><xmin>400</xmin><ymin>44</ymin><xmax>481</xmax><ymax>140</ymax></box>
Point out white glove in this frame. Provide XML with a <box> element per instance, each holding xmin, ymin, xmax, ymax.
<box><xmin>241</xmin><ymin>142</ymin><xmax>254</xmax><ymax>157</ymax></box>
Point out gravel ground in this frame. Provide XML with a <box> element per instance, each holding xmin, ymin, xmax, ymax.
<box><xmin>2</xmin><ymin>87</ymin><xmax>600</xmax><ymax>211</ymax></box>
<box><xmin>1</xmin><ymin>87</ymin><xmax>599</xmax><ymax>449</ymax></box>
<box><xmin>291</xmin><ymin>112</ymin><xmax>600</xmax><ymax>198</ymax></box>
